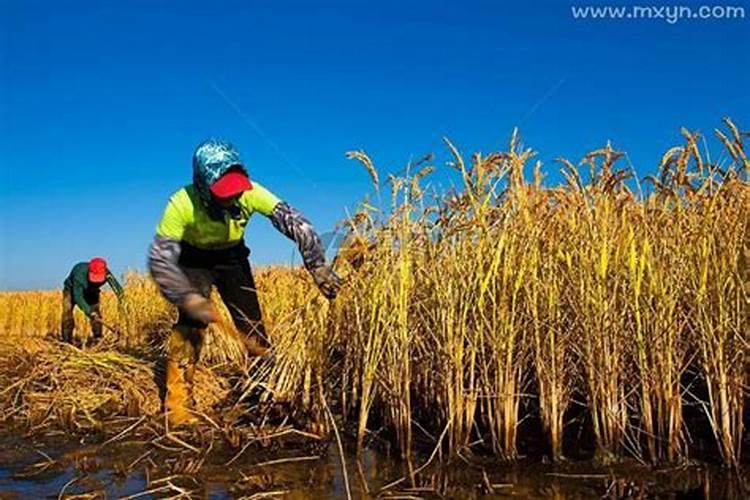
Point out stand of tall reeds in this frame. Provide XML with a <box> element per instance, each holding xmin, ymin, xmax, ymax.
<box><xmin>1</xmin><ymin>118</ymin><xmax>747</xmax><ymax>468</ymax></box>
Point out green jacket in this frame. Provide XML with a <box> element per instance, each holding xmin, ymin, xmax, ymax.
<box><xmin>63</xmin><ymin>262</ymin><xmax>124</xmax><ymax>317</ymax></box>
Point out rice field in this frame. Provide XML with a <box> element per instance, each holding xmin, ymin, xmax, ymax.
<box><xmin>0</xmin><ymin>119</ymin><xmax>748</xmax><ymax>497</ymax></box>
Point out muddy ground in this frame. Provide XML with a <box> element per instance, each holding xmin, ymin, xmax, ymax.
<box><xmin>1</xmin><ymin>430</ymin><xmax>747</xmax><ymax>499</ymax></box>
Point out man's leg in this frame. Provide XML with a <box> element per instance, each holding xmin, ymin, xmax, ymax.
<box><xmin>61</xmin><ymin>288</ymin><xmax>75</xmax><ymax>344</ymax></box>
<box><xmin>164</xmin><ymin>268</ymin><xmax>213</xmax><ymax>426</ymax></box>
<box><xmin>90</xmin><ymin>302</ymin><xmax>103</xmax><ymax>341</ymax></box>
<box><xmin>82</xmin><ymin>287</ymin><xmax>102</xmax><ymax>346</ymax></box>
<box><xmin>215</xmin><ymin>258</ymin><xmax>269</xmax><ymax>356</ymax></box>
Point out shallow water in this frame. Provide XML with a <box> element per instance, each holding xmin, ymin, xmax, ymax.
<box><xmin>0</xmin><ymin>433</ymin><xmax>747</xmax><ymax>499</ymax></box>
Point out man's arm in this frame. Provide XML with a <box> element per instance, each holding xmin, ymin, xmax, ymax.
<box><xmin>71</xmin><ymin>279</ymin><xmax>93</xmax><ymax>317</ymax></box>
<box><xmin>244</xmin><ymin>182</ymin><xmax>341</xmax><ymax>299</ymax></box>
<box><xmin>267</xmin><ymin>201</ymin><xmax>326</xmax><ymax>271</ymax></box>
<box><xmin>148</xmin><ymin>236</ymin><xmax>198</xmax><ymax>306</ymax></box>
<box><xmin>106</xmin><ymin>271</ymin><xmax>125</xmax><ymax>299</ymax></box>
<box><xmin>149</xmin><ymin>189</ymin><xmax>201</xmax><ymax>306</ymax></box>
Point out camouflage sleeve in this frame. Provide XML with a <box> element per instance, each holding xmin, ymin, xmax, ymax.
<box><xmin>147</xmin><ymin>236</ymin><xmax>197</xmax><ymax>305</ymax></box>
<box><xmin>268</xmin><ymin>201</ymin><xmax>326</xmax><ymax>271</ymax></box>
<box><xmin>106</xmin><ymin>271</ymin><xmax>125</xmax><ymax>299</ymax></box>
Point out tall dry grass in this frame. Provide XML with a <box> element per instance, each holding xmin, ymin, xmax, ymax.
<box><xmin>1</xmin><ymin>119</ymin><xmax>747</xmax><ymax>468</ymax></box>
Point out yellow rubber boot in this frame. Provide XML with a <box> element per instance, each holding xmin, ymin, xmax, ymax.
<box><xmin>165</xmin><ymin>360</ymin><xmax>197</xmax><ymax>426</ymax></box>
<box><xmin>164</xmin><ymin>325</ymin><xmax>202</xmax><ymax>427</ymax></box>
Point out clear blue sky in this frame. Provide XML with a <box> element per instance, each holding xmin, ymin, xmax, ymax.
<box><xmin>1</xmin><ymin>0</ymin><xmax>747</xmax><ymax>289</ymax></box>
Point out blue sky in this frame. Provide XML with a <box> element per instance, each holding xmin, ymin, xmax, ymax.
<box><xmin>1</xmin><ymin>0</ymin><xmax>747</xmax><ymax>289</ymax></box>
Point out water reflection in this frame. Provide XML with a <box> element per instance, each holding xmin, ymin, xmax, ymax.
<box><xmin>0</xmin><ymin>436</ymin><xmax>747</xmax><ymax>499</ymax></box>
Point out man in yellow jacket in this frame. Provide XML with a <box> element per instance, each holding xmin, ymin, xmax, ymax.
<box><xmin>148</xmin><ymin>139</ymin><xmax>341</xmax><ymax>426</ymax></box>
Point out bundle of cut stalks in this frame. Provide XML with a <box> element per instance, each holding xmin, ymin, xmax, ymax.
<box><xmin>0</xmin><ymin>336</ymin><xmax>228</xmax><ymax>435</ymax></box>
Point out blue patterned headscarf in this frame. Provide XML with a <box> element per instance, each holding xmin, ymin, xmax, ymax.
<box><xmin>192</xmin><ymin>139</ymin><xmax>249</xmax><ymax>217</ymax></box>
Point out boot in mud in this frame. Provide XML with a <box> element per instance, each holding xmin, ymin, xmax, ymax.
<box><xmin>165</xmin><ymin>360</ymin><xmax>197</xmax><ymax>426</ymax></box>
<box><xmin>164</xmin><ymin>325</ymin><xmax>202</xmax><ymax>427</ymax></box>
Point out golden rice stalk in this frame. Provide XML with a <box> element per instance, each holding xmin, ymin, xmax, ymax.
<box><xmin>443</xmin><ymin>137</ymin><xmax>466</xmax><ymax>175</ymax></box>
<box><xmin>346</xmin><ymin>150</ymin><xmax>379</xmax><ymax>191</ymax></box>
<box><xmin>410</xmin><ymin>165</ymin><xmax>434</xmax><ymax>200</ymax></box>
<box><xmin>715</xmin><ymin>129</ymin><xmax>738</xmax><ymax>163</ymax></box>
<box><xmin>723</xmin><ymin>117</ymin><xmax>742</xmax><ymax>147</ymax></box>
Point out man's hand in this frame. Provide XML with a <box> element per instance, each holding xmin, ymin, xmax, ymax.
<box><xmin>183</xmin><ymin>294</ymin><xmax>218</xmax><ymax>324</ymax></box>
<box><xmin>311</xmin><ymin>265</ymin><xmax>342</xmax><ymax>300</ymax></box>
<box><xmin>244</xmin><ymin>335</ymin><xmax>270</xmax><ymax>358</ymax></box>
<box><xmin>90</xmin><ymin>311</ymin><xmax>101</xmax><ymax>323</ymax></box>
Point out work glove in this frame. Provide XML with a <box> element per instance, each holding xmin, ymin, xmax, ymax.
<box><xmin>311</xmin><ymin>265</ymin><xmax>342</xmax><ymax>300</ymax></box>
<box><xmin>182</xmin><ymin>293</ymin><xmax>219</xmax><ymax>324</ymax></box>
<box><xmin>244</xmin><ymin>335</ymin><xmax>270</xmax><ymax>358</ymax></box>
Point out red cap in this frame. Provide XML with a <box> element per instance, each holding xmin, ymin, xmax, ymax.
<box><xmin>88</xmin><ymin>257</ymin><xmax>107</xmax><ymax>283</ymax></box>
<box><xmin>210</xmin><ymin>170</ymin><xmax>253</xmax><ymax>199</ymax></box>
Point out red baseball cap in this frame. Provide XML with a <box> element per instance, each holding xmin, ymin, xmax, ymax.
<box><xmin>210</xmin><ymin>170</ymin><xmax>253</xmax><ymax>199</ymax></box>
<box><xmin>88</xmin><ymin>257</ymin><xmax>107</xmax><ymax>283</ymax></box>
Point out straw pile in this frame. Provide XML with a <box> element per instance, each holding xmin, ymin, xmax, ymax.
<box><xmin>0</xmin><ymin>336</ymin><xmax>229</xmax><ymax>435</ymax></box>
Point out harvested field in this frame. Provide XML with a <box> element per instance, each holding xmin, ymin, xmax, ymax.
<box><xmin>1</xmin><ymin>120</ymin><xmax>748</xmax><ymax>497</ymax></box>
